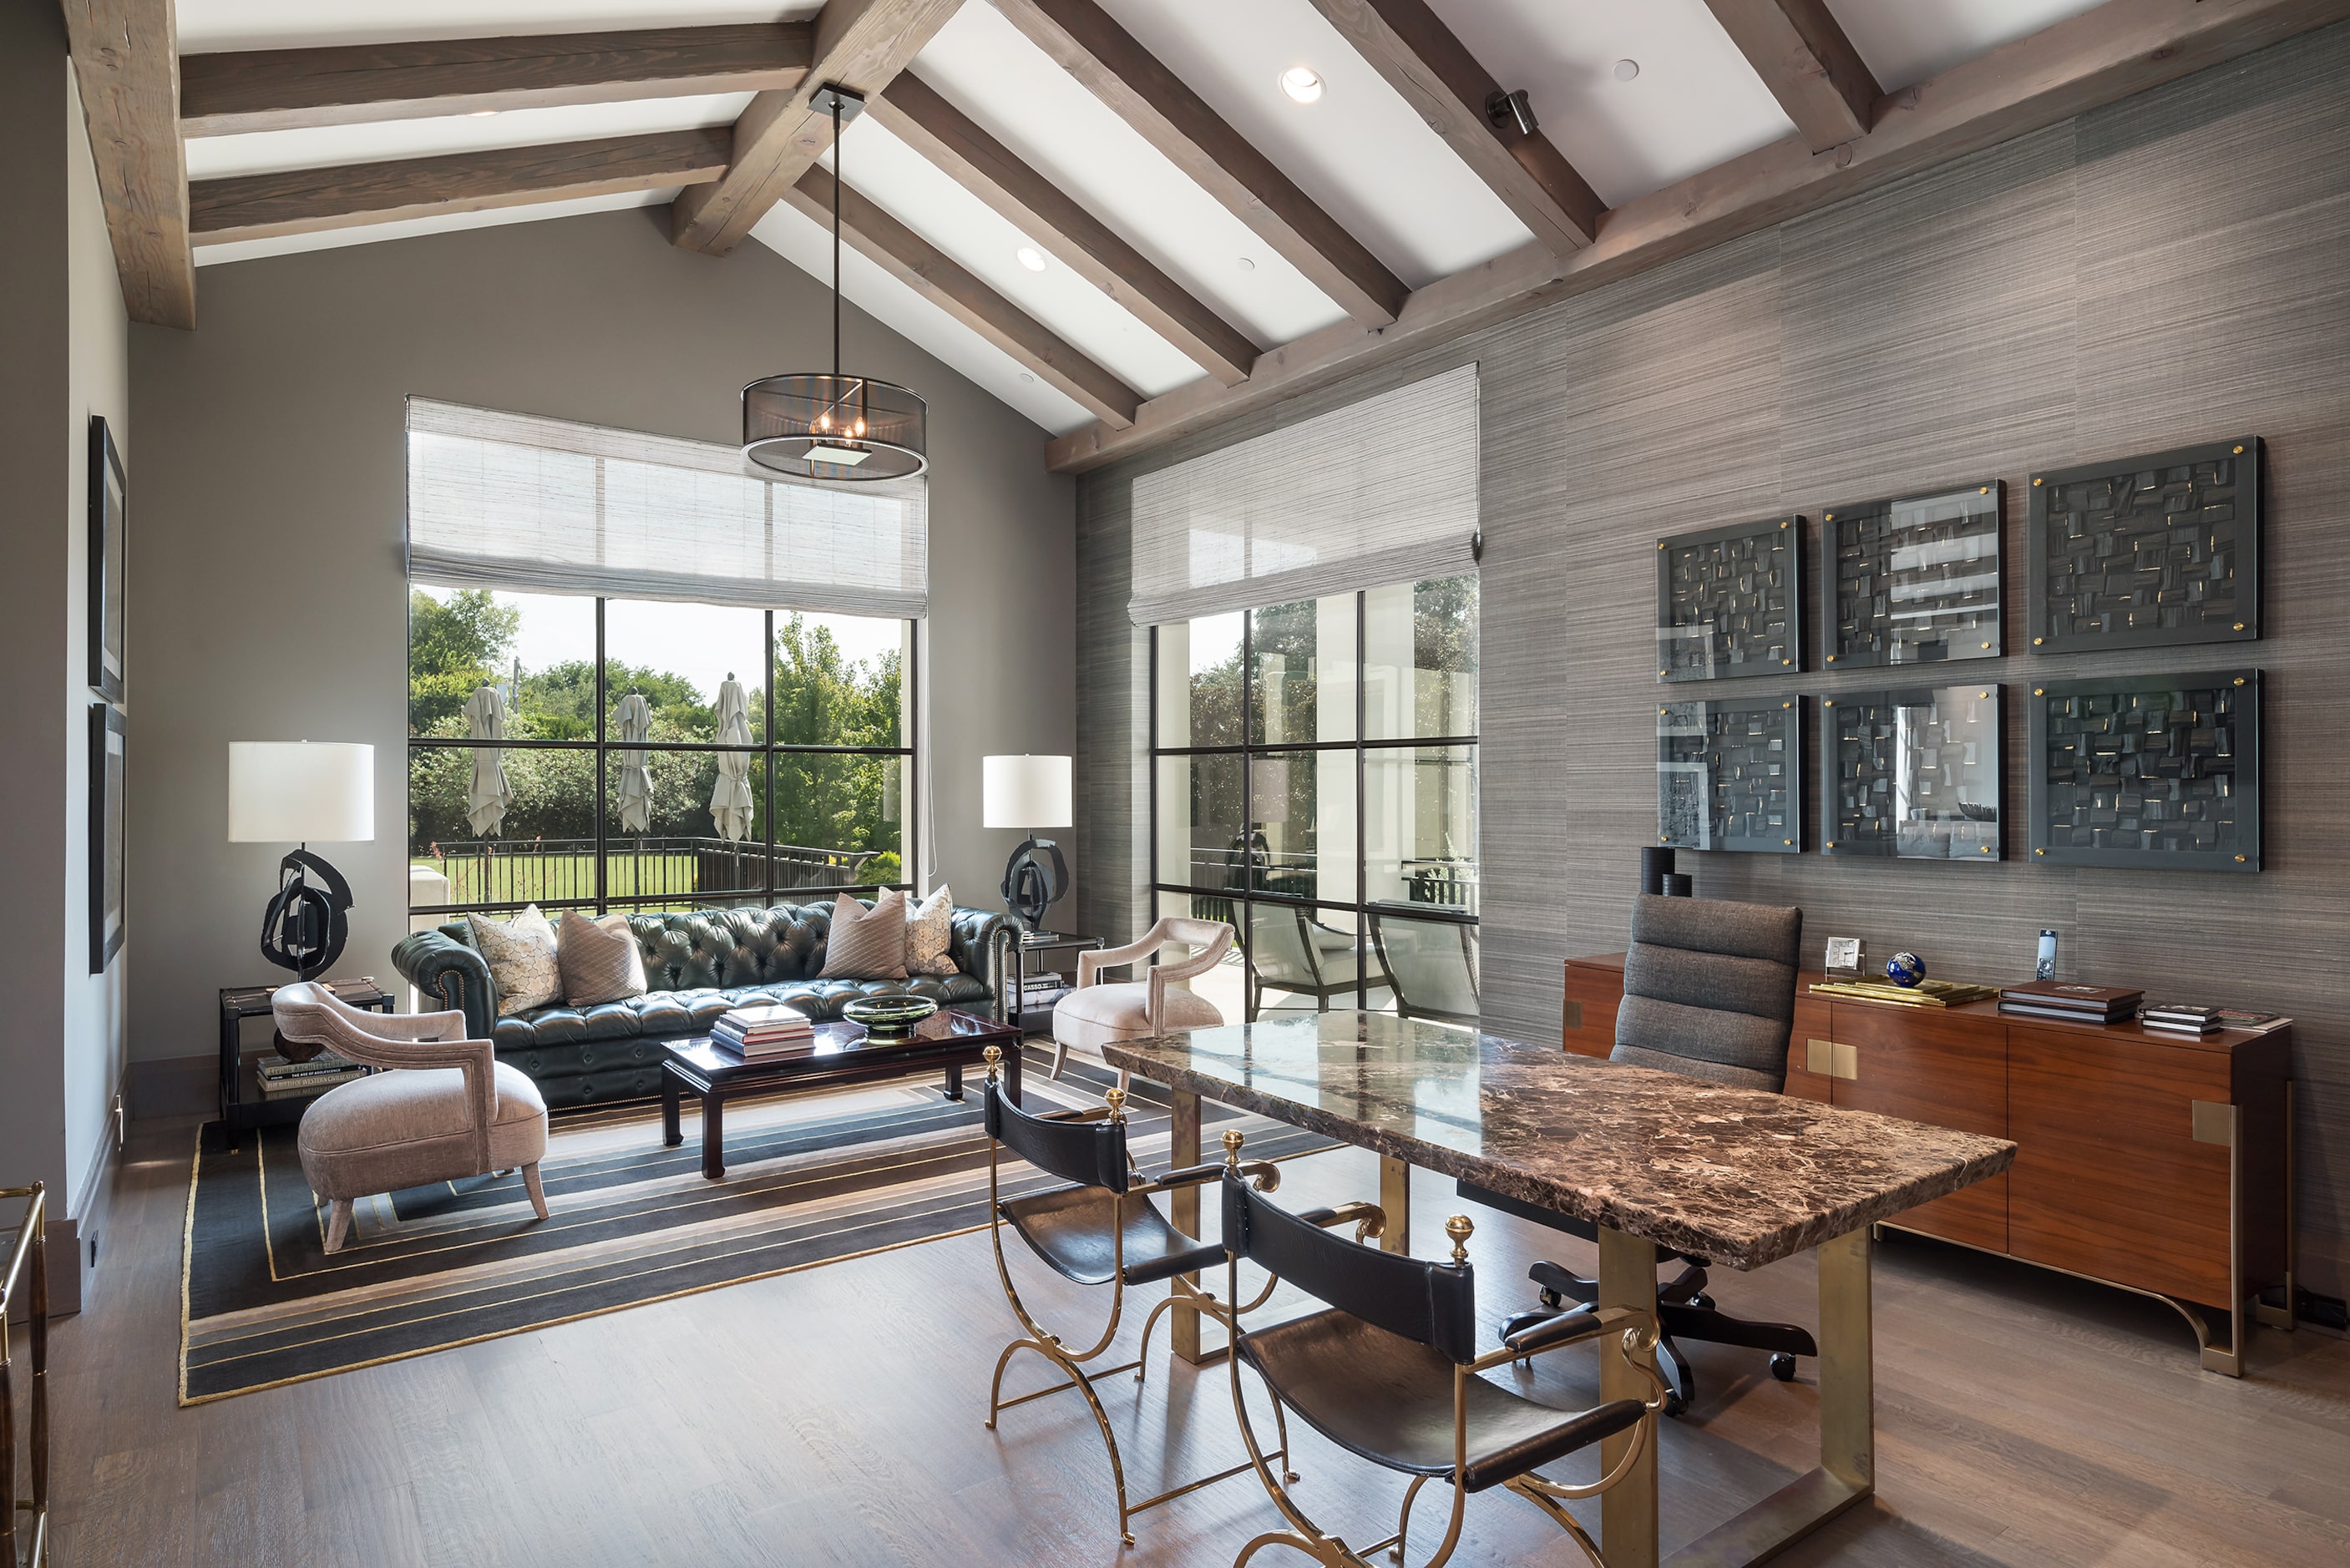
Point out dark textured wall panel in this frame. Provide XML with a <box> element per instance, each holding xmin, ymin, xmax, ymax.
<box><xmin>1076</xmin><ymin>26</ymin><xmax>2350</xmax><ymax>1293</ymax></box>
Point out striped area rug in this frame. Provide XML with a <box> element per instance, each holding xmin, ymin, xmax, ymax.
<box><xmin>178</xmin><ymin>1046</ymin><xmax>1329</xmax><ymax>1404</ymax></box>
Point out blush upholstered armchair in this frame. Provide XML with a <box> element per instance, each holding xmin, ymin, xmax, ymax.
<box><xmin>272</xmin><ymin>981</ymin><xmax>552</xmax><ymax>1253</ymax></box>
<box><xmin>1047</xmin><ymin>917</ymin><xmax>1233</xmax><ymax>1080</ymax></box>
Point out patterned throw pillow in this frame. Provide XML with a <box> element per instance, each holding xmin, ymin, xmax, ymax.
<box><xmin>904</xmin><ymin>884</ymin><xmax>958</xmax><ymax>977</ymax></box>
<box><xmin>468</xmin><ymin>905</ymin><xmax>560</xmax><ymax>1016</ymax></box>
<box><xmin>558</xmin><ymin>910</ymin><xmax>649</xmax><ymax>1007</ymax></box>
<box><xmin>818</xmin><ymin>890</ymin><xmax>909</xmax><ymax>981</ymax></box>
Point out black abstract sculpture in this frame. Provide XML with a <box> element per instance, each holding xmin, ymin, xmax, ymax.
<box><xmin>1000</xmin><ymin>836</ymin><xmax>1068</xmax><ymax>935</ymax></box>
<box><xmin>260</xmin><ymin>847</ymin><xmax>354</xmax><ymax>981</ymax></box>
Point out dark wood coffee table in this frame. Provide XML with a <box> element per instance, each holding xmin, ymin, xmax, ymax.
<box><xmin>660</xmin><ymin>1007</ymin><xmax>1024</xmax><ymax>1179</ymax></box>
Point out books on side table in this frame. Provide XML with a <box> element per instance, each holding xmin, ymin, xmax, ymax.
<box><xmin>712</xmin><ymin>1004</ymin><xmax>816</xmax><ymax>1059</ymax></box>
<box><xmin>256</xmin><ymin>1052</ymin><xmax>367</xmax><ymax>1100</ymax></box>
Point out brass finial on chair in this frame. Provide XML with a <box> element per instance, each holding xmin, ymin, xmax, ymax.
<box><xmin>983</xmin><ymin>1044</ymin><xmax>1001</xmax><ymax>1084</ymax></box>
<box><xmin>1446</xmin><ymin>1214</ymin><xmax>1475</xmax><ymax>1266</ymax></box>
<box><xmin>1222</xmin><ymin>1128</ymin><xmax>1245</xmax><ymax>1166</ymax></box>
<box><xmin>1105</xmin><ymin>1087</ymin><xmax>1127</xmax><ymax>1124</ymax></box>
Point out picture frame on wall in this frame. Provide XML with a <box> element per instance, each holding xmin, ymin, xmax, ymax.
<box><xmin>1821</xmin><ymin>685</ymin><xmax>2003</xmax><ymax>861</ymax></box>
<box><xmin>1819</xmin><ymin>481</ymin><xmax>2003</xmax><ymax>668</ymax></box>
<box><xmin>2026</xmin><ymin>438</ymin><xmax>2259</xmax><ymax>655</ymax></box>
<box><xmin>2027</xmin><ymin>670</ymin><xmax>2259</xmax><ymax>872</ymax></box>
<box><xmin>88</xmin><ymin>414</ymin><xmax>127</xmax><ymax>703</ymax></box>
<box><xmin>89</xmin><ymin>702</ymin><xmax>127</xmax><ymax>973</ymax></box>
<box><xmin>1655</xmin><ymin>693</ymin><xmax>1802</xmax><ymax>853</ymax></box>
<box><xmin>1654</xmin><ymin>516</ymin><xmax>1803</xmax><ymax>683</ymax></box>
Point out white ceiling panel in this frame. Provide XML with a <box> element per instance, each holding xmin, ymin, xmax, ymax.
<box><xmin>185</xmin><ymin>94</ymin><xmax>753</xmax><ymax>180</ymax></box>
<box><xmin>752</xmin><ymin>201</ymin><xmax>1094</xmax><ymax>436</ymax></box>
<box><xmin>190</xmin><ymin>188</ymin><xmax>674</xmax><ymax>267</ymax></box>
<box><xmin>1428</xmin><ymin>0</ymin><xmax>1794</xmax><ymax>209</ymax></box>
<box><xmin>1092</xmin><ymin>0</ymin><xmax>1529</xmax><ymax>287</ymax></box>
<box><xmin>178</xmin><ymin>2</ymin><xmax>819</xmax><ymax>53</ymax></box>
<box><xmin>826</xmin><ymin>118</ymin><xmax>1206</xmax><ymax>397</ymax></box>
<box><xmin>1827</xmin><ymin>0</ymin><xmax>2108</xmax><ymax>92</ymax></box>
<box><xmin>912</xmin><ymin>3</ymin><xmax>1344</xmax><ymax>349</ymax></box>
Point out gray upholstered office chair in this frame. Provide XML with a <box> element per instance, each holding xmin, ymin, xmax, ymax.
<box><xmin>1457</xmin><ymin>893</ymin><xmax>1815</xmax><ymax>1415</ymax></box>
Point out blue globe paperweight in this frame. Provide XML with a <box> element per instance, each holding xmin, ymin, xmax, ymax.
<box><xmin>1885</xmin><ymin>951</ymin><xmax>1927</xmax><ymax>989</ymax></box>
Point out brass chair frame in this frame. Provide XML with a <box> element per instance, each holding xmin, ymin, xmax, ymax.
<box><xmin>2</xmin><ymin>1182</ymin><xmax>49</xmax><ymax>1568</ymax></box>
<box><xmin>982</xmin><ymin>1048</ymin><xmax>1334</xmax><ymax>1548</ymax></box>
<box><xmin>1223</xmin><ymin>1201</ymin><xmax>1670</xmax><ymax>1568</ymax></box>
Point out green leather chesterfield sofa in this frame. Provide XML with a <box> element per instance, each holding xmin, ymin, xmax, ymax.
<box><xmin>391</xmin><ymin>900</ymin><xmax>1006</xmax><ymax>1108</ymax></box>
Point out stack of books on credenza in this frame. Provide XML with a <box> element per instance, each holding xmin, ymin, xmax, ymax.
<box><xmin>256</xmin><ymin>1052</ymin><xmax>367</xmax><ymax>1100</ymax></box>
<box><xmin>1996</xmin><ymin>979</ymin><xmax>2145</xmax><ymax>1025</ymax></box>
<box><xmin>711</xmin><ymin>1004</ymin><xmax>816</xmax><ymax>1059</ymax></box>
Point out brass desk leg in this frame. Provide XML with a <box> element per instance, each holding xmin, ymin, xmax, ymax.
<box><xmin>1168</xmin><ymin>1087</ymin><xmax>1212</xmax><ymax>1364</ymax></box>
<box><xmin>1379</xmin><ymin>1155</ymin><xmax>1412</xmax><ymax>1256</ymax></box>
<box><xmin>1598</xmin><ymin>1223</ymin><xmax>1660</xmax><ymax>1568</ymax></box>
<box><xmin>1666</xmin><ymin>1226</ymin><xmax>1873</xmax><ymax>1566</ymax></box>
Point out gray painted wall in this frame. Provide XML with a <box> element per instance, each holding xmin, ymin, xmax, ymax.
<box><xmin>0</xmin><ymin>1</ymin><xmax>132</xmax><ymax>1302</ymax></box>
<box><xmin>1078</xmin><ymin>28</ymin><xmax>2350</xmax><ymax>1296</ymax></box>
<box><xmin>129</xmin><ymin>207</ymin><xmax>1074</xmax><ymax>1093</ymax></box>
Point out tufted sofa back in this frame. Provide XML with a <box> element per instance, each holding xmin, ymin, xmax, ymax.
<box><xmin>438</xmin><ymin>900</ymin><xmax>1002</xmax><ymax>993</ymax></box>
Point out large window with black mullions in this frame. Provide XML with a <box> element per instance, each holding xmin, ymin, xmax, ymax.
<box><xmin>403</xmin><ymin>397</ymin><xmax>926</xmax><ymax>921</ymax></box>
<box><xmin>1150</xmin><ymin>576</ymin><xmax>1478</xmax><ymax>1026</ymax></box>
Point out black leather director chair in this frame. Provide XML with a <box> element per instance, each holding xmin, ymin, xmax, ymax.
<box><xmin>1459</xmin><ymin>893</ymin><xmax>1818</xmax><ymax>1416</ymax></box>
<box><xmin>980</xmin><ymin>1044</ymin><xmax>1372</xmax><ymax>1547</ymax></box>
<box><xmin>1219</xmin><ymin>1162</ymin><xmax>1669</xmax><ymax>1568</ymax></box>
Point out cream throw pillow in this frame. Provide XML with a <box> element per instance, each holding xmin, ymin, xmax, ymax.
<box><xmin>904</xmin><ymin>885</ymin><xmax>958</xmax><ymax>977</ymax></box>
<box><xmin>558</xmin><ymin>910</ymin><xmax>649</xmax><ymax>1007</ymax></box>
<box><xmin>468</xmin><ymin>905</ymin><xmax>560</xmax><ymax>1016</ymax></box>
<box><xmin>819</xmin><ymin>890</ymin><xmax>909</xmax><ymax>980</ymax></box>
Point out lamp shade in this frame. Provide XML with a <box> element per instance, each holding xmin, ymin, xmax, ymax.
<box><xmin>983</xmin><ymin>755</ymin><xmax>1071</xmax><ymax>830</ymax></box>
<box><xmin>229</xmin><ymin>742</ymin><xmax>375</xmax><ymax>843</ymax></box>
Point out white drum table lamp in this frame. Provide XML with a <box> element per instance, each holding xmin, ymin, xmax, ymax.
<box><xmin>984</xmin><ymin>755</ymin><xmax>1071</xmax><ymax>936</ymax></box>
<box><xmin>230</xmin><ymin>741</ymin><xmax>374</xmax><ymax>982</ymax></box>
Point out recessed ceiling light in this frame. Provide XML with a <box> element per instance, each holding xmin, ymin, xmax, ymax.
<box><xmin>1613</xmin><ymin>59</ymin><xmax>1640</xmax><ymax>83</ymax></box>
<box><xmin>1015</xmin><ymin>245</ymin><xmax>1047</xmax><ymax>272</ymax></box>
<box><xmin>1280</xmin><ymin>66</ymin><xmax>1324</xmax><ymax>104</ymax></box>
<box><xmin>467</xmin><ymin>109</ymin><xmax>503</xmax><ymax>118</ymax></box>
<box><xmin>1236</xmin><ymin>256</ymin><xmax>1257</xmax><ymax>272</ymax></box>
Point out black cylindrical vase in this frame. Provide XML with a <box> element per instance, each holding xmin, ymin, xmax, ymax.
<box><xmin>1661</xmin><ymin>873</ymin><xmax>1694</xmax><ymax>898</ymax></box>
<box><xmin>1640</xmin><ymin>847</ymin><xmax>1676</xmax><ymax>897</ymax></box>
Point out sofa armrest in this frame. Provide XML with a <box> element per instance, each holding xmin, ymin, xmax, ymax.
<box><xmin>391</xmin><ymin>929</ymin><xmax>496</xmax><ymax>1041</ymax></box>
<box><xmin>948</xmin><ymin>905</ymin><xmax>1007</xmax><ymax>1001</ymax></box>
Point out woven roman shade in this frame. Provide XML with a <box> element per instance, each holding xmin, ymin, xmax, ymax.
<box><xmin>406</xmin><ymin>398</ymin><xmax>928</xmax><ymax>617</ymax></box>
<box><xmin>1127</xmin><ymin>365</ymin><xmax>1480</xmax><ymax>625</ymax></box>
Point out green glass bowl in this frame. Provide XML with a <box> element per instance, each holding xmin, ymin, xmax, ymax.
<box><xmin>842</xmin><ymin>995</ymin><xmax>939</xmax><ymax>1039</ymax></box>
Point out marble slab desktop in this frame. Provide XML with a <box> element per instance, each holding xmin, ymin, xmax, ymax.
<box><xmin>1102</xmin><ymin>1013</ymin><xmax>2014</xmax><ymax>1271</ymax></box>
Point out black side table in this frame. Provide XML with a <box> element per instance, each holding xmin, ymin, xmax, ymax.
<box><xmin>218</xmin><ymin>977</ymin><xmax>392</xmax><ymax>1149</ymax></box>
<box><xmin>992</xmin><ymin>929</ymin><xmax>1104</xmax><ymax>1036</ymax></box>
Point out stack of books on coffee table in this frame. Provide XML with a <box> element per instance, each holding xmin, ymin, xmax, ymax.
<box><xmin>256</xmin><ymin>1052</ymin><xmax>367</xmax><ymax>1100</ymax></box>
<box><xmin>1996</xmin><ymin>979</ymin><xmax>2144</xmax><ymax>1025</ymax></box>
<box><xmin>711</xmin><ymin>1004</ymin><xmax>816</xmax><ymax>1059</ymax></box>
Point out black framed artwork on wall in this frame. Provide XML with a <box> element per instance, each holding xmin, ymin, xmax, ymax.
<box><xmin>2026</xmin><ymin>438</ymin><xmax>2260</xmax><ymax>655</ymax></box>
<box><xmin>1655</xmin><ymin>692</ymin><xmax>1802</xmax><ymax>853</ymax></box>
<box><xmin>1820</xmin><ymin>685</ymin><xmax>2003</xmax><ymax>862</ymax></box>
<box><xmin>1654</xmin><ymin>516</ymin><xmax>1803</xmax><ymax>683</ymax></box>
<box><xmin>89</xmin><ymin>414</ymin><xmax>127</xmax><ymax>703</ymax></box>
<box><xmin>89</xmin><ymin>701</ymin><xmax>127</xmax><ymax>972</ymax></box>
<box><xmin>2028</xmin><ymin>670</ymin><xmax>2260</xmax><ymax>872</ymax></box>
<box><xmin>1818</xmin><ymin>480</ymin><xmax>2003</xmax><ymax>669</ymax></box>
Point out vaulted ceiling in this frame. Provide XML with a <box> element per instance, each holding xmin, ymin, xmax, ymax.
<box><xmin>64</xmin><ymin>0</ymin><xmax>2350</xmax><ymax>471</ymax></box>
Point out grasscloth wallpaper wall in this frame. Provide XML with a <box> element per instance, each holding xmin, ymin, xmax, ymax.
<box><xmin>1077</xmin><ymin>27</ymin><xmax>2350</xmax><ymax>1296</ymax></box>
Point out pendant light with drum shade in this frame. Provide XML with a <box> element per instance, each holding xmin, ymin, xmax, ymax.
<box><xmin>742</xmin><ymin>87</ymin><xmax>927</xmax><ymax>482</ymax></box>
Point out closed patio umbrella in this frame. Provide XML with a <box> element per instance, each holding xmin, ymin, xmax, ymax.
<box><xmin>612</xmin><ymin>691</ymin><xmax>654</xmax><ymax>835</ymax></box>
<box><xmin>463</xmin><ymin>684</ymin><xmax>513</xmax><ymax>838</ymax></box>
<box><xmin>710</xmin><ymin>675</ymin><xmax>754</xmax><ymax>842</ymax></box>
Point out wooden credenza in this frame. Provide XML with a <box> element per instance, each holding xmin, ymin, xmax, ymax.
<box><xmin>1563</xmin><ymin>953</ymin><xmax>2294</xmax><ymax>1374</ymax></box>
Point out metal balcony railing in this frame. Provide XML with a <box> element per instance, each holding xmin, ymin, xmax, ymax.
<box><xmin>412</xmin><ymin>837</ymin><xmax>882</xmax><ymax>910</ymax></box>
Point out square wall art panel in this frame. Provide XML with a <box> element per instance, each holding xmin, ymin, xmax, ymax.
<box><xmin>2028</xmin><ymin>438</ymin><xmax>2259</xmax><ymax>653</ymax></box>
<box><xmin>1657</xmin><ymin>693</ymin><xmax>1801</xmax><ymax>853</ymax></box>
<box><xmin>1821</xmin><ymin>685</ymin><xmax>2002</xmax><ymax>861</ymax></box>
<box><xmin>1821</xmin><ymin>481</ymin><xmax>2002</xmax><ymax>668</ymax></box>
<box><xmin>2028</xmin><ymin>670</ymin><xmax>2259</xmax><ymax>871</ymax></box>
<box><xmin>1655</xmin><ymin>517</ymin><xmax>1802</xmax><ymax>683</ymax></box>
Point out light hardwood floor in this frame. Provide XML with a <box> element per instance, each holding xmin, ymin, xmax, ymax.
<box><xmin>19</xmin><ymin>1115</ymin><xmax>2350</xmax><ymax>1566</ymax></box>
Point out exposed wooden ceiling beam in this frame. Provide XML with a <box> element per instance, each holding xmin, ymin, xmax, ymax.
<box><xmin>671</xmin><ymin>0</ymin><xmax>962</xmax><ymax>257</ymax></box>
<box><xmin>1704</xmin><ymin>0</ymin><xmax>1882</xmax><ymax>152</ymax></box>
<box><xmin>180</xmin><ymin>24</ymin><xmax>813</xmax><ymax>138</ymax></box>
<box><xmin>783</xmin><ymin>164</ymin><xmax>1142</xmax><ymax>427</ymax></box>
<box><xmin>1299</xmin><ymin>0</ymin><xmax>1603</xmax><ymax>253</ymax></box>
<box><xmin>190</xmin><ymin>129</ymin><xmax>730</xmax><ymax>246</ymax></box>
<box><xmin>1046</xmin><ymin>0</ymin><xmax>2350</xmax><ymax>473</ymax></box>
<box><xmin>867</xmin><ymin>73</ymin><xmax>1261</xmax><ymax>386</ymax></box>
<box><xmin>993</xmin><ymin>0</ymin><xmax>1408</xmax><ymax>326</ymax></box>
<box><xmin>63</xmin><ymin>0</ymin><xmax>195</xmax><ymax>329</ymax></box>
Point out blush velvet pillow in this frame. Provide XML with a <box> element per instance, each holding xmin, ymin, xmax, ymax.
<box><xmin>819</xmin><ymin>890</ymin><xmax>910</xmax><ymax>981</ymax></box>
<box><xmin>558</xmin><ymin>909</ymin><xmax>650</xmax><ymax>1008</ymax></box>
<box><xmin>904</xmin><ymin>885</ymin><xmax>958</xmax><ymax>977</ymax></box>
<box><xmin>468</xmin><ymin>904</ymin><xmax>560</xmax><ymax>1016</ymax></box>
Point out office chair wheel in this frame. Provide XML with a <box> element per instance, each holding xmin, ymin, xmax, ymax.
<box><xmin>1770</xmin><ymin>1353</ymin><xmax>1798</xmax><ymax>1382</ymax></box>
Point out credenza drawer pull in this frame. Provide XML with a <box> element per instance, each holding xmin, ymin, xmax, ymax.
<box><xmin>2190</xmin><ymin>1100</ymin><xmax>2237</xmax><ymax>1147</ymax></box>
<box><xmin>1806</xmin><ymin>1039</ymin><xmax>1859</xmax><ymax>1080</ymax></box>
